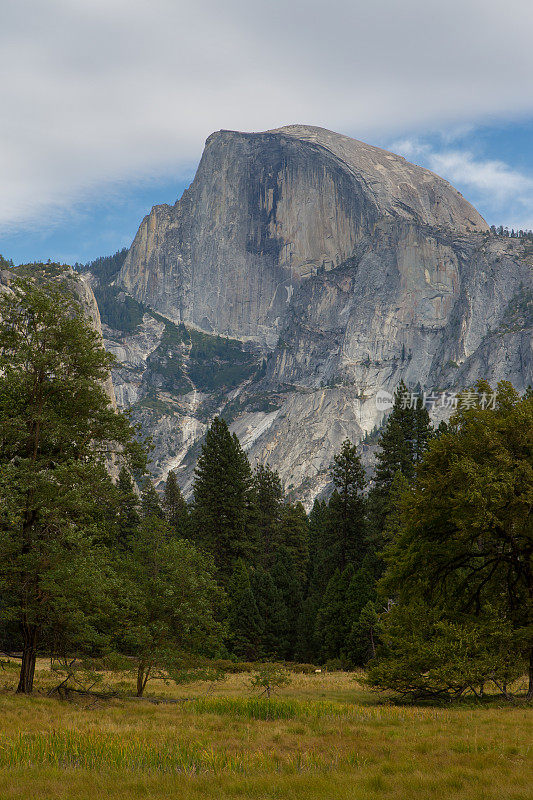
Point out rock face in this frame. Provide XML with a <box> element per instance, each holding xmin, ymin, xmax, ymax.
<box><xmin>112</xmin><ymin>125</ymin><xmax>532</xmax><ymax>505</ymax></box>
<box><xmin>118</xmin><ymin>125</ymin><xmax>487</xmax><ymax>347</ymax></box>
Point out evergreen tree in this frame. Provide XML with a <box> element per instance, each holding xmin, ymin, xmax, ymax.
<box><xmin>343</xmin><ymin>552</ymin><xmax>380</xmax><ymax>664</ymax></box>
<box><xmin>227</xmin><ymin>560</ymin><xmax>263</xmax><ymax>660</ymax></box>
<box><xmin>346</xmin><ymin>600</ymin><xmax>380</xmax><ymax>664</ymax></box>
<box><xmin>141</xmin><ymin>478</ymin><xmax>163</xmax><ymax>519</ymax></box>
<box><xmin>368</xmin><ymin>381</ymin><xmax>431</xmax><ymax>542</ymax></box>
<box><xmin>163</xmin><ymin>469</ymin><xmax>189</xmax><ymax>536</ymax></box>
<box><xmin>251</xmin><ymin>464</ymin><xmax>284</xmax><ymax>568</ymax></box>
<box><xmin>279</xmin><ymin>501</ymin><xmax>309</xmax><ymax>583</ymax></box>
<box><xmin>295</xmin><ymin>594</ymin><xmax>321</xmax><ymax>664</ymax></box>
<box><xmin>271</xmin><ymin>546</ymin><xmax>303</xmax><ymax>660</ymax></box>
<box><xmin>314</xmin><ymin>564</ymin><xmax>354</xmax><ymax>662</ymax></box>
<box><xmin>191</xmin><ymin>417</ymin><xmax>254</xmax><ymax>581</ymax></box>
<box><xmin>115</xmin><ymin>467</ymin><xmax>140</xmax><ymax>549</ymax></box>
<box><xmin>0</xmin><ymin>273</ymin><xmax>145</xmax><ymax>693</ymax></box>
<box><xmin>295</xmin><ymin>499</ymin><xmax>328</xmax><ymax>663</ymax></box>
<box><xmin>312</xmin><ymin>440</ymin><xmax>366</xmax><ymax>591</ymax></box>
<box><xmin>251</xmin><ymin>567</ymin><xmax>289</xmax><ymax>658</ymax></box>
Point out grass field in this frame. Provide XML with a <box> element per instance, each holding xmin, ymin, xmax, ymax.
<box><xmin>0</xmin><ymin>659</ymin><xmax>531</xmax><ymax>800</ymax></box>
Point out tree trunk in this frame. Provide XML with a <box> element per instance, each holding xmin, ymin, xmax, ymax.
<box><xmin>16</xmin><ymin>626</ymin><xmax>38</xmax><ymax>694</ymax></box>
<box><xmin>527</xmin><ymin>647</ymin><xmax>533</xmax><ymax>700</ymax></box>
<box><xmin>136</xmin><ymin>662</ymin><xmax>145</xmax><ymax>697</ymax></box>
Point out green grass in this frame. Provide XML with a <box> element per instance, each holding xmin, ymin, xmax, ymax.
<box><xmin>0</xmin><ymin>664</ymin><xmax>531</xmax><ymax>800</ymax></box>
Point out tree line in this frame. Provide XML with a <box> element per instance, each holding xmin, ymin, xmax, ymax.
<box><xmin>1</xmin><ymin>266</ymin><xmax>531</xmax><ymax>701</ymax></box>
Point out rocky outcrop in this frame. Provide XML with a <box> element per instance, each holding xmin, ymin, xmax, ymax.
<box><xmin>118</xmin><ymin>126</ymin><xmax>487</xmax><ymax>348</ymax></box>
<box><xmin>111</xmin><ymin>126</ymin><xmax>531</xmax><ymax>505</ymax></box>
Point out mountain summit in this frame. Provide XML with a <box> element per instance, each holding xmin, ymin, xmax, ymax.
<box><xmin>99</xmin><ymin>126</ymin><xmax>532</xmax><ymax>502</ymax></box>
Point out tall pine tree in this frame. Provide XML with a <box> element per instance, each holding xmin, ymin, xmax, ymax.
<box><xmin>227</xmin><ymin>560</ymin><xmax>263</xmax><ymax>660</ymax></box>
<box><xmin>115</xmin><ymin>467</ymin><xmax>140</xmax><ymax>549</ymax></box>
<box><xmin>191</xmin><ymin>417</ymin><xmax>254</xmax><ymax>582</ymax></box>
<box><xmin>163</xmin><ymin>469</ymin><xmax>189</xmax><ymax>536</ymax></box>
<box><xmin>141</xmin><ymin>478</ymin><xmax>163</xmax><ymax>519</ymax></box>
<box><xmin>251</xmin><ymin>464</ymin><xmax>284</xmax><ymax>569</ymax></box>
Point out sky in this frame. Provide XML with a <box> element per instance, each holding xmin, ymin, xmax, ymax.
<box><xmin>1</xmin><ymin>0</ymin><xmax>533</xmax><ymax>266</ymax></box>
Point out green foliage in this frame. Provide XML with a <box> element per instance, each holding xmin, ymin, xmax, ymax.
<box><xmin>372</xmin><ymin>381</ymin><xmax>533</xmax><ymax>698</ymax></box>
<box><xmin>279</xmin><ymin>502</ymin><xmax>309</xmax><ymax>583</ymax></box>
<box><xmin>249</xmin><ymin>663</ymin><xmax>291</xmax><ymax>698</ymax></box>
<box><xmin>163</xmin><ymin>469</ymin><xmax>189</xmax><ymax>536</ymax></box>
<box><xmin>271</xmin><ymin>547</ymin><xmax>303</xmax><ymax>660</ymax></box>
<box><xmin>227</xmin><ymin>560</ymin><xmax>263</xmax><ymax>660</ymax></box>
<box><xmin>251</xmin><ymin>567</ymin><xmax>289</xmax><ymax>659</ymax></box>
<box><xmin>78</xmin><ymin>248</ymin><xmax>128</xmax><ymax>283</ymax></box>
<box><xmin>367</xmin><ymin>603</ymin><xmax>521</xmax><ymax>700</ymax></box>
<box><xmin>92</xmin><ymin>285</ymin><xmax>145</xmax><ymax>333</ymax></box>
<box><xmin>315</xmin><ymin>565</ymin><xmax>354</xmax><ymax>662</ymax></box>
<box><xmin>140</xmin><ymin>478</ymin><xmax>163</xmax><ymax>518</ymax></box>
<box><xmin>119</xmin><ymin>515</ymin><xmax>223</xmax><ymax>696</ymax></box>
<box><xmin>0</xmin><ymin>273</ymin><xmax>146</xmax><ymax>693</ymax></box>
<box><xmin>114</xmin><ymin>467</ymin><xmax>140</xmax><ymax>549</ymax></box>
<box><xmin>368</xmin><ymin>381</ymin><xmax>432</xmax><ymax>541</ymax></box>
<box><xmin>251</xmin><ymin>464</ymin><xmax>284</xmax><ymax>568</ymax></box>
<box><xmin>191</xmin><ymin>417</ymin><xmax>255</xmax><ymax>582</ymax></box>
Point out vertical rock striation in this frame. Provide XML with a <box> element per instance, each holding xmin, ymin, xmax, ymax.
<box><xmin>113</xmin><ymin>125</ymin><xmax>531</xmax><ymax>504</ymax></box>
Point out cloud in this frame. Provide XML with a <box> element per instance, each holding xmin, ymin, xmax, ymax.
<box><xmin>1</xmin><ymin>0</ymin><xmax>533</xmax><ymax>231</ymax></box>
<box><xmin>391</xmin><ymin>137</ymin><xmax>533</xmax><ymax>230</ymax></box>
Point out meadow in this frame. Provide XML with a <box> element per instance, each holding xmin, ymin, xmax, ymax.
<box><xmin>0</xmin><ymin>659</ymin><xmax>531</xmax><ymax>800</ymax></box>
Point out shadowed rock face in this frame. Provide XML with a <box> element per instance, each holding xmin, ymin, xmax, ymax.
<box><xmin>118</xmin><ymin>126</ymin><xmax>487</xmax><ymax>347</ymax></box>
<box><xmin>114</xmin><ymin>126</ymin><xmax>531</xmax><ymax>504</ymax></box>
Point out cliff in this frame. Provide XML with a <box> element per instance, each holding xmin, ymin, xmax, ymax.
<box><xmin>108</xmin><ymin>126</ymin><xmax>531</xmax><ymax>504</ymax></box>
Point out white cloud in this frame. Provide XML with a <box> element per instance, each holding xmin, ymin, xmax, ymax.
<box><xmin>391</xmin><ymin>138</ymin><xmax>533</xmax><ymax>231</ymax></box>
<box><xmin>1</xmin><ymin>0</ymin><xmax>533</xmax><ymax>230</ymax></box>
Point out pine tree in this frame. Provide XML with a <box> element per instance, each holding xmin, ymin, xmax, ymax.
<box><xmin>0</xmin><ymin>274</ymin><xmax>146</xmax><ymax>693</ymax></box>
<box><xmin>368</xmin><ymin>381</ymin><xmax>431</xmax><ymax>542</ymax></box>
<box><xmin>295</xmin><ymin>594</ymin><xmax>321</xmax><ymax>663</ymax></box>
<box><xmin>312</xmin><ymin>440</ymin><xmax>366</xmax><ymax>590</ymax></box>
<box><xmin>191</xmin><ymin>417</ymin><xmax>254</xmax><ymax>581</ymax></box>
<box><xmin>251</xmin><ymin>567</ymin><xmax>289</xmax><ymax>658</ymax></box>
<box><xmin>295</xmin><ymin>499</ymin><xmax>328</xmax><ymax>663</ymax></box>
<box><xmin>343</xmin><ymin>552</ymin><xmax>380</xmax><ymax>664</ymax></box>
<box><xmin>227</xmin><ymin>560</ymin><xmax>263</xmax><ymax>660</ymax></box>
<box><xmin>115</xmin><ymin>467</ymin><xmax>140</xmax><ymax>549</ymax></box>
<box><xmin>305</xmin><ymin>499</ymin><xmax>330</xmax><ymax>596</ymax></box>
<box><xmin>141</xmin><ymin>478</ymin><xmax>163</xmax><ymax>519</ymax></box>
<box><xmin>163</xmin><ymin>469</ymin><xmax>189</xmax><ymax>536</ymax></box>
<box><xmin>271</xmin><ymin>546</ymin><xmax>303</xmax><ymax>660</ymax></box>
<box><xmin>279</xmin><ymin>501</ymin><xmax>309</xmax><ymax>584</ymax></box>
<box><xmin>251</xmin><ymin>464</ymin><xmax>284</xmax><ymax>568</ymax></box>
<box><xmin>314</xmin><ymin>564</ymin><xmax>355</xmax><ymax>662</ymax></box>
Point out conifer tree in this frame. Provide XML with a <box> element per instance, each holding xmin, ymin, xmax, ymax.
<box><xmin>191</xmin><ymin>417</ymin><xmax>254</xmax><ymax>581</ymax></box>
<box><xmin>141</xmin><ymin>478</ymin><xmax>163</xmax><ymax>519</ymax></box>
<box><xmin>271</xmin><ymin>546</ymin><xmax>303</xmax><ymax>659</ymax></box>
<box><xmin>305</xmin><ymin>499</ymin><xmax>330</xmax><ymax>596</ymax></box>
<box><xmin>343</xmin><ymin>552</ymin><xmax>380</xmax><ymax>664</ymax></box>
<box><xmin>279</xmin><ymin>501</ymin><xmax>309</xmax><ymax>583</ymax></box>
<box><xmin>227</xmin><ymin>560</ymin><xmax>263</xmax><ymax>659</ymax></box>
<box><xmin>115</xmin><ymin>467</ymin><xmax>140</xmax><ymax>549</ymax></box>
<box><xmin>368</xmin><ymin>381</ymin><xmax>431</xmax><ymax>542</ymax></box>
<box><xmin>251</xmin><ymin>464</ymin><xmax>284</xmax><ymax>568</ymax></box>
<box><xmin>163</xmin><ymin>469</ymin><xmax>189</xmax><ymax>536</ymax></box>
<box><xmin>314</xmin><ymin>564</ymin><xmax>355</xmax><ymax>662</ymax></box>
<box><xmin>313</xmin><ymin>440</ymin><xmax>366</xmax><ymax>590</ymax></box>
<box><xmin>251</xmin><ymin>567</ymin><xmax>289</xmax><ymax>658</ymax></box>
<box><xmin>0</xmin><ymin>274</ymin><xmax>146</xmax><ymax>693</ymax></box>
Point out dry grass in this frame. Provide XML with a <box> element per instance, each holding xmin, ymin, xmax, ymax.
<box><xmin>0</xmin><ymin>659</ymin><xmax>531</xmax><ymax>799</ymax></box>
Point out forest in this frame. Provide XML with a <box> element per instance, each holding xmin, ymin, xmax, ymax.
<box><xmin>1</xmin><ymin>266</ymin><xmax>531</xmax><ymax>705</ymax></box>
